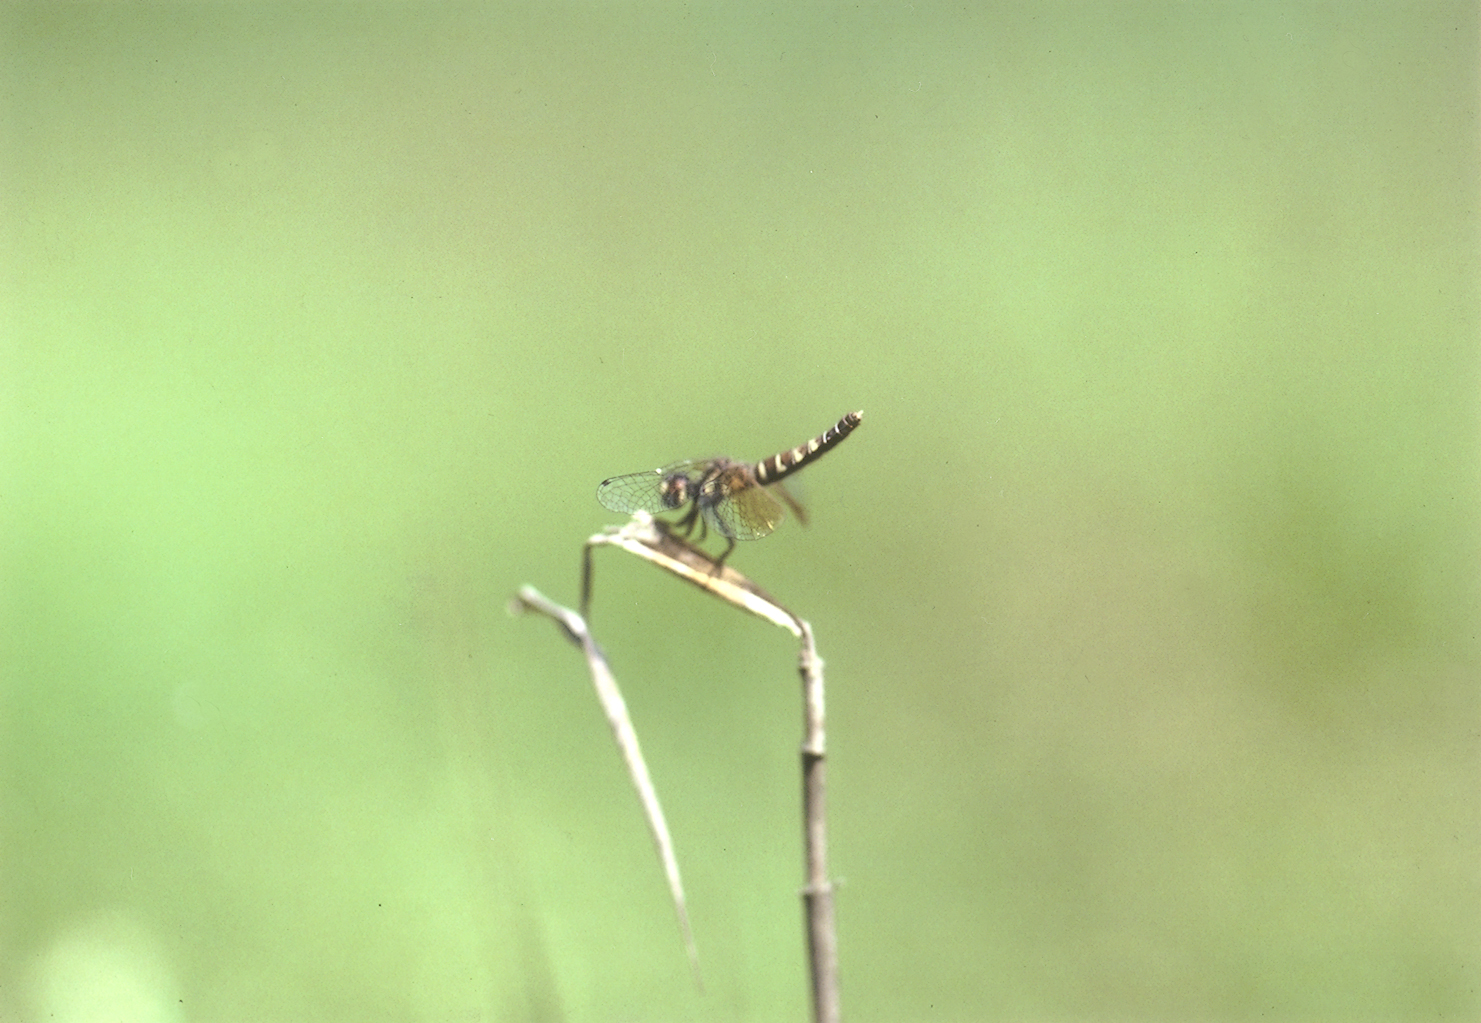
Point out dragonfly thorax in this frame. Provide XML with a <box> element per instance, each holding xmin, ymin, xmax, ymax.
<box><xmin>696</xmin><ymin>461</ymin><xmax>736</xmax><ymax>506</ymax></box>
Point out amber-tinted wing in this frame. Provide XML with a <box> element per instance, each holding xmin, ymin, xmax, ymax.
<box><xmin>700</xmin><ymin>466</ymin><xmax>787</xmax><ymax>541</ymax></box>
<box><xmin>595</xmin><ymin>460</ymin><xmax>706</xmax><ymax>515</ymax></box>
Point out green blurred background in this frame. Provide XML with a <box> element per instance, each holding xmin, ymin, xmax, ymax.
<box><xmin>3</xmin><ymin>4</ymin><xmax>1476</xmax><ymax>1020</ymax></box>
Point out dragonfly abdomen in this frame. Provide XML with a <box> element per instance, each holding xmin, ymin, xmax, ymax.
<box><xmin>752</xmin><ymin>410</ymin><xmax>863</xmax><ymax>486</ymax></box>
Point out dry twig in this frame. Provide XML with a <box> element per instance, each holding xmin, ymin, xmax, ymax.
<box><xmin>515</xmin><ymin>512</ymin><xmax>840</xmax><ymax>1022</ymax></box>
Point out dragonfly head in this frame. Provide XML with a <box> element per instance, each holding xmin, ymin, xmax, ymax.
<box><xmin>658</xmin><ymin>471</ymin><xmax>693</xmax><ymax>510</ymax></box>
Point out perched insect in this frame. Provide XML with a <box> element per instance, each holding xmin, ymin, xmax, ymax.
<box><xmin>596</xmin><ymin>410</ymin><xmax>864</xmax><ymax>566</ymax></box>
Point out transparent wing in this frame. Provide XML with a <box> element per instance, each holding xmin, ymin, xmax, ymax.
<box><xmin>595</xmin><ymin>460</ymin><xmax>706</xmax><ymax>515</ymax></box>
<box><xmin>703</xmin><ymin>468</ymin><xmax>787</xmax><ymax>541</ymax></box>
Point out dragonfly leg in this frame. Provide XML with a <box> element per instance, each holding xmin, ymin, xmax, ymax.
<box><xmin>676</xmin><ymin>502</ymin><xmax>702</xmax><ymax>538</ymax></box>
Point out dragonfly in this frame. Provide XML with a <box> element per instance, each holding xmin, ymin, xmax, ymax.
<box><xmin>596</xmin><ymin>410</ymin><xmax>864</xmax><ymax>567</ymax></box>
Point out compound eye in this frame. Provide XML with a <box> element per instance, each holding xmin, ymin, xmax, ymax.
<box><xmin>659</xmin><ymin>473</ymin><xmax>691</xmax><ymax>510</ymax></box>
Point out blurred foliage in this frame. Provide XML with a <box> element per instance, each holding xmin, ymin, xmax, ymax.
<box><xmin>2</xmin><ymin>3</ymin><xmax>1476</xmax><ymax>1021</ymax></box>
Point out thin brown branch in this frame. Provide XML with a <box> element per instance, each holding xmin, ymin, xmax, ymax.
<box><xmin>509</xmin><ymin>585</ymin><xmax>702</xmax><ymax>988</ymax></box>
<box><xmin>797</xmin><ymin>620</ymin><xmax>838</xmax><ymax>1023</ymax></box>
<box><xmin>579</xmin><ymin>514</ymin><xmax>840</xmax><ymax>1022</ymax></box>
<box><xmin>520</xmin><ymin>510</ymin><xmax>841</xmax><ymax>1020</ymax></box>
<box><xmin>581</xmin><ymin>514</ymin><xmax>803</xmax><ymax>635</ymax></box>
